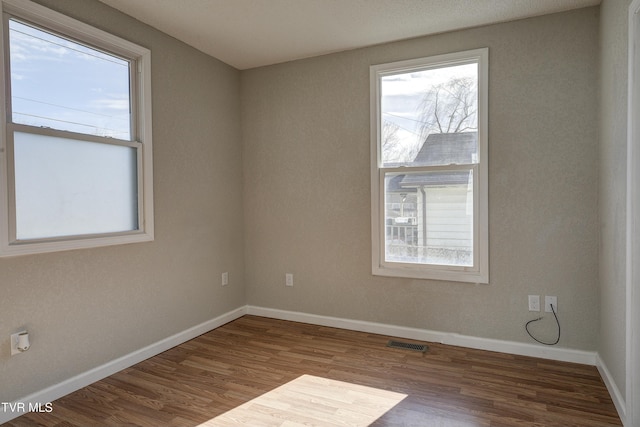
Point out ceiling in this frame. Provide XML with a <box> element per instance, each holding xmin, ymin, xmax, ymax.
<box><xmin>97</xmin><ymin>0</ymin><xmax>601</xmax><ymax>70</ymax></box>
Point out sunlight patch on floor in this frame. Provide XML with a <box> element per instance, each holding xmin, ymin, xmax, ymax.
<box><xmin>197</xmin><ymin>374</ymin><xmax>407</xmax><ymax>426</ymax></box>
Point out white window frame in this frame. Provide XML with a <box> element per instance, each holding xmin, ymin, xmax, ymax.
<box><xmin>0</xmin><ymin>0</ymin><xmax>153</xmax><ymax>257</ymax></box>
<box><xmin>370</xmin><ymin>48</ymin><xmax>488</xmax><ymax>283</ymax></box>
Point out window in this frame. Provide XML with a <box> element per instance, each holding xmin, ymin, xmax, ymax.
<box><xmin>0</xmin><ymin>0</ymin><xmax>153</xmax><ymax>256</ymax></box>
<box><xmin>370</xmin><ymin>49</ymin><xmax>488</xmax><ymax>283</ymax></box>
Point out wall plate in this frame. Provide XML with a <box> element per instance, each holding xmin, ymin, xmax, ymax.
<box><xmin>10</xmin><ymin>331</ymin><xmax>27</xmax><ymax>356</ymax></box>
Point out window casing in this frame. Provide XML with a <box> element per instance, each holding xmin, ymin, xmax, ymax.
<box><xmin>370</xmin><ymin>49</ymin><xmax>488</xmax><ymax>283</ymax></box>
<box><xmin>0</xmin><ymin>0</ymin><xmax>153</xmax><ymax>257</ymax></box>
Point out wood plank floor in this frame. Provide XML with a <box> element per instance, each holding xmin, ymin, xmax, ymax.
<box><xmin>6</xmin><ymin>316</ymin><xmax>622</xmax><ymax>426</ymax></box>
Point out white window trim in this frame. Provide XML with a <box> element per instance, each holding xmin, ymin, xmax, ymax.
<box><xmin>0</xmin><ymin>0</ymin><xmax>154</xmax><ymax>257</ymax></box>
<box><xmin>370</xmin><ymin>48</ymin><xmax>488</xmax><ymax>283</ymax></box>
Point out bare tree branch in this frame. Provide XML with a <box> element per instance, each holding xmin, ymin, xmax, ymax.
<box><xmin>418</xmin><ymin>76</ymin><xmax>477</xmax><ymax>142</ymax></box>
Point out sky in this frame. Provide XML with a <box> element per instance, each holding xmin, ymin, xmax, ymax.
<box><xmin>9</xmin><ymin>19</ymin><xmax>132</xmax><ymax>140</ymax></box>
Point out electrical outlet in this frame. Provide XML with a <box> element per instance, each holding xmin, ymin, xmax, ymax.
<box><xmin>545</xmin><ymin>296</ymin><xmax>558</xmax><ymax>313</ymax></box>
<box><xmin>528</xmin><ymin>295</ymin><xmax>540</xmax><ymax>311</ymax></box>
<box><xmin>222</xmin><ymin>272</ymin><xmax>228</xmax><ymax>286</ymax></box>
<box><xmin>285</xmin><ymin>273</ymin><xmax>293</xmax><ymax>287</ymax></box>
<box><xmin>10</xmin><ymin>331</ymin><xmax>27</xmax><ymax>356</ymax></box>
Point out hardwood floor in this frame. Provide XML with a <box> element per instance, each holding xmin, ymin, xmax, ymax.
<box><xmin>6</xmin><ymin>316</ymin><xmax>622</xmax><ymax>426</ymax></box>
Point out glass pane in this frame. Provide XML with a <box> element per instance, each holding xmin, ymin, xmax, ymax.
<box><xmin>14</xmin><ymin>132</ymin><xmax>138</xmax><ymax>240</ymax></box>
<box><xmin>9</xmin><ymin>19</ymin><xmax>131</xmax><ymax>140</ymax></box>
<box><xmin>384</xmin><ymin>170</ymin><xmax>473</xmax><ymax>267</ymax></box>
<box><xmin>380</xmin><ymin>62</ymin><xmax>478</xmax><ymax>167</ymax></box>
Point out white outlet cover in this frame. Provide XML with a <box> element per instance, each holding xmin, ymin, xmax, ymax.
<box><xmin>545</xmin><ymin>296</ymin><xmax>558</xmax><ymax>313</ymax></box>
<box><xmin>528</xmin><ymin>295</ymin><xmax>540</xmax><ymax>312</ymax></box>
<box><xmin>10</xmin><ymin>331</ymin><xmax>26</xmax><ymax>356</ymax></box>
<box><xmin>285</xmin><ymin>273</ymin><xmax>293</xmax><ymax>287</ymax></box>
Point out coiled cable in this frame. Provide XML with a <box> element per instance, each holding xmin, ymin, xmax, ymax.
<box><xmin>525</xmin><ymin>303</ymin><xmax>560</xmax><ymax>345</ymax></box>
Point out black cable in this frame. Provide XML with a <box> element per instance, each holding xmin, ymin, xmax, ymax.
<box><xmin>525</xmin><ymin>303</ymin><xmax>560</xmax><ymax>345</ymax></box>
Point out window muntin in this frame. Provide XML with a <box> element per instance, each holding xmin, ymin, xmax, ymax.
<box><xmin>0</xmin><ymin>0</ymin><xmax>153</xmax><ymax>256</ymax></box>
<box><xmin>371</xmin><ymin>49</ymin><xmax>488</xmax><ymax>283</ymax></box>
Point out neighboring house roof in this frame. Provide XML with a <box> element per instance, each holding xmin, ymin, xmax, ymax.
<box><xmin>396</xmin><ymin>132</ymin><xmax>477</xmax><ymax>189</ymax></box>
<box><xmin>387</xmin><ymin>174</ymin><xmax>417</xmax><ymax>193</ymax></box>
<box><xmin>413</xmin><ymin>132</ymin><xmax>477</xmax><ymax>166</ymax></box>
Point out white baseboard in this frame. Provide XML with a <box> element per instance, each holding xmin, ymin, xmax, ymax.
<box><xmin>246</xmin><ymin>305</ymin><xmax>597</xmax><ymax>365</ymax></box>
<box><xmin>0</xmin><ymin>306</ymin><xmax>247</xmax><ymax>425</ymax></box>
<box><xmin>596</xmin><ymin>354</ymin><xmax>627</xmax><ymax>426</ymax></box>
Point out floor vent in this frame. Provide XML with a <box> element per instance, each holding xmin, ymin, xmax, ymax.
<box><xmin>386</xmin><ymin>340</ymin><xmax>428</xmax><ymax>353</ymax></box>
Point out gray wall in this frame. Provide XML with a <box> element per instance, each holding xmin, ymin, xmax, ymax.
<box><xmin>242</xmin><ymin>8</ymin><xmax>600</xmax><ymax>348</ymax></box>
<box><xmin>0</xmin><ymin>0</ymin><xmax>245</xmax><ymax>402</ymax></box>
<box><xmin>599</xmin><ymin>0</ymin><xmax>631</xmax><ymax>402</ymax></box>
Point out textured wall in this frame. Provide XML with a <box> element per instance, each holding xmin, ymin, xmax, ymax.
<box><xmin>242</xmin><ymin>8</ymin><xmax>600</xmax><ymax>349</ymax></box>
<box><xmin>0</xmin><ymin>0</ymin><xmax>245</xmax><ymax>402</ymax></box>
<box><xmin>599</xmin><ymin>0</ymin><xmax>631</xmax><ymax>402</ymax></box>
